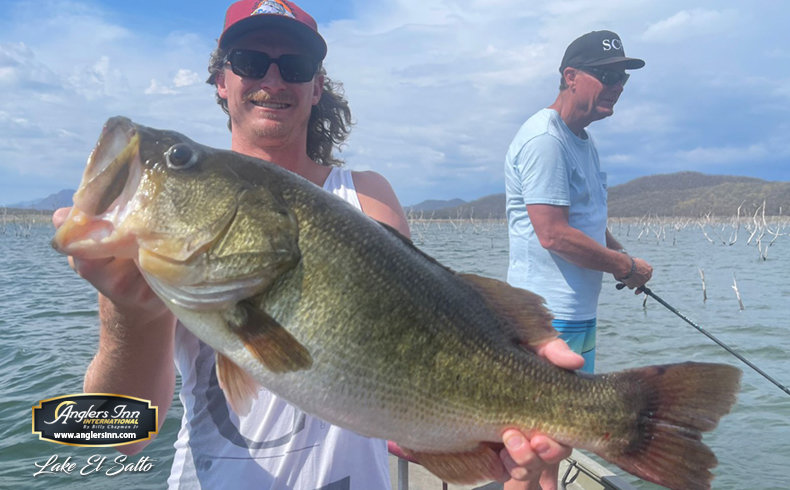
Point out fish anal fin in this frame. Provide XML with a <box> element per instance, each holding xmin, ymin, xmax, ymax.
<box><xmin>400</xmin><ymin>444</ymin><xmax>505</xmax><ymax>485</ymax></box>
<box><xmin>460</xmin><ymin>273</ymin><xmax>556</xmax><ymax>347</ymax></box>
<box><xmin>224</xmin><ymin>302</ymin><xmax>313</xmax><ymax>373</ymax></box>
<box><xmin>215</xmin><ymin>353</ymin><xmax>260</xmax><ymax>416</ymax></box>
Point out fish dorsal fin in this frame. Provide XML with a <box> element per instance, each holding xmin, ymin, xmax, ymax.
<box><xmin>376</xmin><ymin>220</ymin><xmax>557</xmax><ymax>348</ymax></box>
<box><xmin>378</xmin><ymin>221</ymin><xmax>462</xmax><ymax>272</ymax></box>
<box><xmin>459</xmin><ymin>273</ymin><xmax>557</xmax><ymax>348</ymax></box>
<box><xmin>378</xmin><ymin>220</ymin><xmax>413</xmax><ymax>244</ymax></box>
<box><xmin>216</xmin><ymin>353</ymin><xmax>260</xmax><ymax>416</ymax></box>
<box><xmin>222</xmin><ymin>301</ymin><xmax>313</xmax><ymax>373</ymax></box>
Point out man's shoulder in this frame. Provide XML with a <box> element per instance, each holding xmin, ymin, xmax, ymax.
<box><xmin>508</xmin><ymin>110</ymin><xmax>565</xmax><ymax>159</ymax></box>
<box><xmin>348</xmin><ymin>169</ymin><xmax>390</xmax><ymax>193</ymax></box>
<box><xmin>348</xmin><ymin>170</ymin><xmax>410</xmax><ymax>237</ymax></box>
<box><xmin>513</xmin><ymin>109</ymin><xmax>562</xmax><ymax>145</ymax></box>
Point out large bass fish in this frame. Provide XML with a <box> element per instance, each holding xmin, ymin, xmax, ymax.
<box><xmin>53</xmin><ymin>117</ymin><xmax>740</xmax><ymax>490</ymax></box>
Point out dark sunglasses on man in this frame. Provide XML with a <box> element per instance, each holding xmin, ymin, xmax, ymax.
<box><xmin>225</xmin><ymin>48</ymin><xmax>319</xmax><ymax>83</ymax></box>
<box><xmin>577</xmin><ymin>66</ymin><xmax>630</xmax><ymax>87</ymax></box>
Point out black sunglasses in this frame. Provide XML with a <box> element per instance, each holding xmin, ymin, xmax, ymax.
<box><xmin>578</xmin><ymin>66</ymin><xmax>630</xmax><ymax>87</ymax></box>
<box><xmin>225</xmin><ymin>49</ymin><xmax>318</xmax><ymax>83</ymax></box>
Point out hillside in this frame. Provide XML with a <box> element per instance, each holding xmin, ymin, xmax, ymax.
<box><xmin>608</xmin><ymin>172</ymin><xmax>790</xmax><ymax>217</ymax></box>
<box><xmin>7</xmin><ymin>172</ymin><xmax>790</xmax><ymax>218</ymax></box>
<box><xmin>5</xmin><ymin>189</ymin><xmax>75</xmax><ymax>211</ymax></box>
<box><xmin>407</xmin><ymin>194</ymin><xmax>503</xmax><ymax>219</ymax></box>
<box><xmin>410</xmin><ymin>172</ymin><xmax>790</xmax><ymax>219</ymax></box>
<box><xmin>406</xmin><ymin>198</ymin><xmax>466</xmax><ymax>213</ymax></box>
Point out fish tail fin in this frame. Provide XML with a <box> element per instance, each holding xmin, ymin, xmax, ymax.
<box><xmin>598</xmin><ymin>362</ymin><xmax>740</xmax><ymax>490</ymax></box>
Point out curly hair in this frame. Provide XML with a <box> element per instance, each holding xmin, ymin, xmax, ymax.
<box><xmin>207</xmin><ymin>47</ymin><xmax>352</xmax><ymax>167</ymax></box>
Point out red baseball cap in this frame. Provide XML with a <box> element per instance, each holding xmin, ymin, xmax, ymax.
<box><xmin>218</xmin><ymin>0</ymin><xmax>327</xmax><ymax>60</ymax></box>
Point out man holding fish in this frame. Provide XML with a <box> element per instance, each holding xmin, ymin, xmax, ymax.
<box><xmin>54</xmin><ymin>0</ymin><xmax>584</xmax><ymax>488</ymax></box>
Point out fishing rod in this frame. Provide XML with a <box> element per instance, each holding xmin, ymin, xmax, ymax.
<box><xmin>617</xmin><ymin>283</ymin><xmax>790</xmax><ymax>397</ymax></box>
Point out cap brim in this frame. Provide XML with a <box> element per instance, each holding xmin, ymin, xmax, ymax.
<box><xmin>219</xmin><ymin>15</ymin><xmax>327</xmax><ymax>61</ymax></box>
<box><xmin>586</xmin><ymin>56</ymin><xmax>645</xmax><ymax>69</ymax></box>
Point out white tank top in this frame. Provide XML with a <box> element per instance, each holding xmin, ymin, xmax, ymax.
<box><xmin>168</xmin><ymin>167</ymin><xmax>391</xmax><ymax>489</ymax></box>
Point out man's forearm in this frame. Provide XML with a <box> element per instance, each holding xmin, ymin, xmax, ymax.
<box><xmin>84</xmin><ymin>294</ymin><xmax>177</xmax><ymax>453</ymax></box>
<box><xmin>605</xmin><ymin>229</ymin><xmax>624</xmax><ymax>252</ymax></box>
<box><xmin>544</xmin><ymin>226</ymin><xmax>632</xmax><ymax>278</ymax></box>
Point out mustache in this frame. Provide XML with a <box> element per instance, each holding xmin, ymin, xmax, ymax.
<box><xmin>243</xmin><ymin>91</ymin><xmax>293</xmax><ymax>105</ymax></box>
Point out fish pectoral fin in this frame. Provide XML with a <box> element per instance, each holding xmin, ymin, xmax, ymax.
<box><xmin>216</xmin><ymin>353</ymin><xmax>260</xmax><ymax>416</ymax></box>
<box><xmin>460</xmin><ymin>273</ymin><xmax>557</xmax><ymax>348</ymax></box>
<box><xmin>223</xmin><ymin>302</ymin><xmax>313</xmax><ymax>373</ymax></box>
<box><xmin>400</xmin><ymin>443</ymin><xmax>506</xmax><ymax>485</ymax></box>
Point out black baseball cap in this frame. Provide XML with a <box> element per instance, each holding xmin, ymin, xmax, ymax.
<box><xmin>560</xmin><ymin>30</ymin><xmax>644</xmax><ymax>72</ymax></box>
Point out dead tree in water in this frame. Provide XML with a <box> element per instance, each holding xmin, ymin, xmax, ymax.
<box><xmin>732</xmin><ymin>273</ymin><xmax>745</xmax><ymax>311</ymax></box>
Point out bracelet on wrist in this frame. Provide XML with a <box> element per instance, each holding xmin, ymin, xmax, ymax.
<box><xmin>618</xmin><ymin>256</ymin><xmax>636</xmax><ymax>281</ymax></box>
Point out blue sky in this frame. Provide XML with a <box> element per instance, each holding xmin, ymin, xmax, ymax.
<box><xmin>1</xmin><ymin>1</ymin><xmax>789</xmax><ymax>207</ymax></box>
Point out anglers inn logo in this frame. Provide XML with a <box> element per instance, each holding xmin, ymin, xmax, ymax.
<box><xmin>32</xmin><ymin>394</ymin><xmax>158</xmax><ymax>447</ymax></box>
<box><xmin>252</xmin><ymin>0</ymin><xmax>295</xmax><ymax>18</ymax></box>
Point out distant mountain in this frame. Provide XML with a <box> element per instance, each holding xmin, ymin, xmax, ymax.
<box><xmin>5</xmin><ymin>189</ymin><xmax>75</xmax><ymax>211</ymax></box>
<box><xmin>409</xmin><ymin>172</ymin><xmax>790</xmax><ymax>219</ymax></box>
<box><xmin>607</xmin><ymin>172</ymin><xmax>790</xmax><ymax>217</ymax></box>
<box><xmin>9</xmin><ymin>173</ymin><xmax>790</xmax><ymax>218</ymax></box>
<box><xmin>405</xmin><ymin>198</ymin><xmax>466</xmax><ymax>213</ymax></box>
<box><xmin>409</xmin><ymin>194</ymin><xmax>504</xmax><ymax>219</ymax></box>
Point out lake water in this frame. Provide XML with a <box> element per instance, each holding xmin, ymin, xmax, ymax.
<box><xmin>1</xmin><ymin>218</ymin><xmax>788</xmax><ymax>489</ymax></box>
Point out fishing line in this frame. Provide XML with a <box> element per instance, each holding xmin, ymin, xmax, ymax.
<box><xmin>617</xmin><ymin>283</ymin><xmax>790</xmax><ymax>397</ymax></box>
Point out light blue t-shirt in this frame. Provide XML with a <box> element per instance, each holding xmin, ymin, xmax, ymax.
<box><xmin>504</xmin><ymin>108</ymin><xmax>608</xmax><ymax>321</ymax></box>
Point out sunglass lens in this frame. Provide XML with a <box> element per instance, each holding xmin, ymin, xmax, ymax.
<box><xmin>277</xmin><ymin>55</ymin><xmax>318</xmax><ymax>83</ymax></box>
<box><xmin>228</xmin><ymin>50</ymin><xmax>271</xmax><ymax>78</ymax></box>
<box><xmin>603</xmin><ymin>71</ymin><xmax>629</xmax><ymax>86</ymax></box>
<box><xmin>597</xmin><ymin>70</ymin><xmax>629</xmax><ymax>86</ymax></box>
<box><xmin>227</xmin><ymin>50</ymin><xmax>316</xmax><ymax>83</ymax></box>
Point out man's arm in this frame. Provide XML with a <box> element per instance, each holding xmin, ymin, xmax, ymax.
<box><xmin>605</xmin><ymin>229</ymin><xmax>624</xmax><ymax>252</ymax></box>
<box><xmin>527</xmin><ymin>204</ymin><xmax>652</xmax><ymax>288</ymax></box>
<box><xmin>53</xmin><ymin>208</ymin><xmax>177</xmax><ymax>455</ymax></box>
<box><xmin>351</xmin><ymin>171</ymin><xmax>411</xmax><ymax>238</ymax></box>
<box><xmin>86</xmin><ymin>294</ymin><xmax>177</xmax><ymax>455</ymax></box>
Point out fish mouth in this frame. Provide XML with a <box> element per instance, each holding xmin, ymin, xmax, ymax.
<box><xmin>52</xmin><ymin>117</ymin><xmax>143</xmax><ymax>258</ymax></box>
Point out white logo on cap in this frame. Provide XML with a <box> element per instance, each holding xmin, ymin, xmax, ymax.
<box><xmin>602</xmin><ymin>38</ymin><xmax>623</xmax><ymax>51</ymax></box>
<box><xmin>252</xmin><ymin>0</ymin><xmax>295</xmax><ymax>18</ymax></box>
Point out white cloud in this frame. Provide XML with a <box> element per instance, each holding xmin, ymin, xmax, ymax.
<box><xmin>674</xmin><ymin>144</ymin><xmax>770</xmax><ymax>166</ymax></box>
<box><xmin>642</xmin><ymin>9</ymin><xmax>738</xmax><ymax>42</ymax></box>
<box><xmin>144</xmin><ymin>69</ymin><xmax>201</xmax><ymax>94</ymax></box>
<box><xmin>0</xmin><ymin>1</ymin><xmax>229</xmax><ymax>206</ymax></box>
<box><xmin>174</xmin><ymin>69</ymin><xmax>202</xmax><ymax>87</ymax></box>
<box><xmin>145</xmin><ymin>79</ymin><xmax>177</xmax><ymax>95</ymax></box>
<box><xmin>0</xmin><ymin>42</ymin><xmax>61</xmax><ymax>89</ymax></box>
<box><xmin>600</xmin><ymin>102</ymin><xmax>675</xmax><ymax>135</ymax></box>
<box><xmin>1</xmin><ymin>0</ymin><xmax>789</xmax><ymax>207</ymax></box>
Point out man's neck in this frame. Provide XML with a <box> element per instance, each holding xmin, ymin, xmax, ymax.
<box><xmin>548</xmin><ymin>95</ymin><xmax>591</xmax><ymax>138</ymax></box>
<box><xmin>231</xmin><ymin>139</ymin><xmax>330</xmax><ymax>186</ymax></box>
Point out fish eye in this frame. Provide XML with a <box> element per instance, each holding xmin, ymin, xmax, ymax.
<box><xmin>165</xmin><ymin>144</ymin><xmax>197</xmax><ymax>169</ymax></box>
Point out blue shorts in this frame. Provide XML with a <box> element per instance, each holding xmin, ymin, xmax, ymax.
<box><xmin>552</xmin><ymin>318</ymin><xmax>596</xmax><ymax>373</ymax></box>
